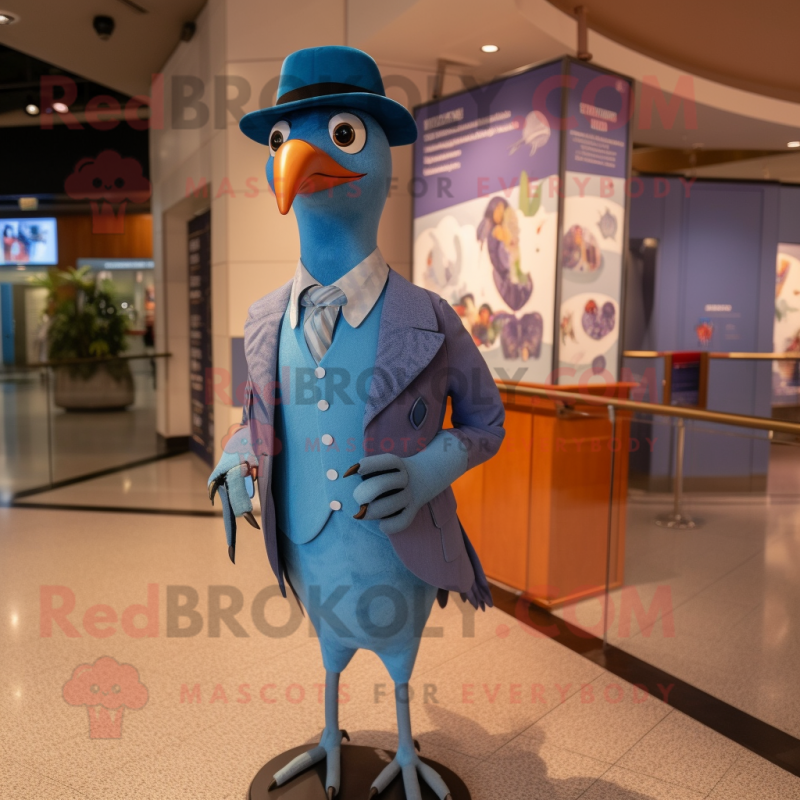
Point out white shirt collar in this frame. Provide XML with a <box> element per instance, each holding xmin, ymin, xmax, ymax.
<box><xmin>289</xmin><ymin>248</ymin><xmax>389</xmax><ymax>329</ymax></box>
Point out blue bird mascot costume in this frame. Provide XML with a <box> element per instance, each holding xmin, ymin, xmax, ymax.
<box><xmin>208</xmin><ymin>46</ymin><xmax>505</xmax><ymax>800</ymax></box>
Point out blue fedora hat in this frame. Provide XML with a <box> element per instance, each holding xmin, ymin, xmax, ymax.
<box><xmin>240</xmin><ymin>46</ymin><xmax>417</xmax><ymax>148</ymax></box>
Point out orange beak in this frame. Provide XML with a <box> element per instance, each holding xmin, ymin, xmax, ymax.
<box><xmin>272</xmin><ymin>139</ymin><xmax>365</xmax><ymax>215</ymax></box>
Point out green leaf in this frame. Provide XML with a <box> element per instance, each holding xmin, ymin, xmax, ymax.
<box><xmin>518</xmin><ymin>171</ymin><xmax>542</xmax><ymax>217</ymax></box>
<box><xmin>43</xmin><ymin>266</ymin><xmax>130</xmax><ymax>368</ymax></box>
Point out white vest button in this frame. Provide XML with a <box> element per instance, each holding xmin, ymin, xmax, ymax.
<box><xmin>321</xmin><ymin>434</ymin><xmax>334</xmax><ymax>446</ymax></box>
<box><xmin>329</xmin><ymin>500</ymin><xmax>342</xmax><ymax>511</ymax></box>
<box><xmin>326</xmin><ymin>469</ymin><xmax>338</xmax><ymax>481</ymax></box>
<box><xmin>317</xmin><ymin>399</ymin><xmax>329</xmax><ymax>411</ymax></box>
<box><xmin>315</xmin><ymin>366</ymin><xmax>326</xmax><ymax>379</ymax></box>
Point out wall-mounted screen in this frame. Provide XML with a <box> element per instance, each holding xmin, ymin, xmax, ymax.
<box><xmin>1</xmin><ymin>218</ymin><xmax>58</xmax><ymax>266</ymax></box>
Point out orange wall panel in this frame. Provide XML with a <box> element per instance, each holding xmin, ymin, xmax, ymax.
<box><xmin>479</xmin><ymin>408</ymin><xmax>532</xmax><ymax>589</ymax></box>
<box><xmin>548</xmin><ymin>415</ymin><xmax>614</xmax><ymax>600</ymax></box>
<box><xmin>528</xmin><ymin>413</ymin><xmax>554</xmax><ymax>596</ymax></box>
<box><xmin>451</xmin><ymin>461</ymin><xmax>485</xmax><ymax>552</ymax></box>
<box><xmin>55</xmin><ymin>214</ymin><xmax>153</xmax><ymax>269</ymax></box>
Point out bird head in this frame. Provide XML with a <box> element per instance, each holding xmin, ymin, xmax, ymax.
<box><xmin>266</xmin><ymin>107</ymin><xmax>390</xmax><ymax>221</ymax></box>
<box><xmin>239</xmin><ymin>46</ymin><xmax>417</xmax><ymax>282</ymax></box>
<box><xmin>261</xmin><ymin>107</ymin><xmax>393</xmax><ymax>283</ymax></box>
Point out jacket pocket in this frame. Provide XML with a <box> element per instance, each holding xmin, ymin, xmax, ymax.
<box><xmin>428</xmin><ymin>489</ymin><xmax>461</xmax><ymax>562</ymax></box>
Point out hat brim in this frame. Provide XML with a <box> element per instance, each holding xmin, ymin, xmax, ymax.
<box><xmin>239</xmin><ymin>92</ymin><xmax>417</xmax><ymax>148</ymax></box>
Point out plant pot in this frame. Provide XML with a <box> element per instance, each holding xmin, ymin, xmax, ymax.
<box><xmin>54</xmin><ymin>361</ymin><xmax>135</xmax><ymax>411</ymax></box>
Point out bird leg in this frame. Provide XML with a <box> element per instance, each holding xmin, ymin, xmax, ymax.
<box><xmin>270</xmin><ymin>670</ymin><xmax>348</xmax><ymax>798</ymax></box>
<box><xmin>369</xmin><ymin>682</ymin><xmax>451</xmax><ymax>800</ymax></box>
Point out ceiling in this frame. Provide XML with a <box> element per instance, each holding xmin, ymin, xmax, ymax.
<box><xmin>0</xmin><ymin>0</ymin><xmax>206</xmax><ymax>97</ymax></box>
<box><xmin>352</xmin><ymin>0</ymin><xmax>566</xmax><ymax>84</ymax></box>
<box><xmin>354</xmin><ymin>0</ymin><xmax>800</xmax><ymax>157</ymax></box>
<box><xmin>544</xmin><ymin>0</ymin><xmax>800</xmax><ymax>104</ymax></box>
<box><xmin>689</xmin><ymin>151</ymin><xmax>800</xmax><ymax>182</ymax></box>
<box><xmin>0</xmin><ymin>43</ymin><xmax>128</xmax><ymax>120</ymax></box>
<box><xmin>1</xmin><ymin>0</ymin><xmax>799</xmax><ymax>178</ymax></box>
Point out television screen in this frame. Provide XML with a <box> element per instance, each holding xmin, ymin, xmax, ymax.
<box><xmin>1</xmin><ymin>218</ymin><xmax>58</xmax><ymax>266</ymax></box>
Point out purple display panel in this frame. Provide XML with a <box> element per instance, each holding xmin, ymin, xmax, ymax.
<box><xmin>564</xmin><ymin>62</ymin><xmax>631</xmax><ymax>179</ymax></box>
<box><xmin>556</xmin><ymin>61</ymin><xmax>632</xmax><ymax>385</ymax></box>
<box><xmin>412</xmin><ymin>61</ymin><xmax>565</xmax><ymax>384</ymax></box>
<box><xmin>413</xmin><ymin>61</ymin><xmax>563</xmax><ymax>218</ymax></box>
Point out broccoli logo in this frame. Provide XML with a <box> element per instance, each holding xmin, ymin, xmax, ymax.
<box><xmin>64</xmin><ymin>151</ymin><xmax>151</xmax><ymax>235</ymax></box>
<box><xmin>62</xmin><ymin>656</ymin><xmax>148</xmax><ymax>739</ymax></box>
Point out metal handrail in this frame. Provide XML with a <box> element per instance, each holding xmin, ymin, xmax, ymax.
<box><xmin>495</xmin><ymin>382</ymin><xmax>800</xmax><ymax>436</ymax></box>
<box><xmin>24</xmin><ymin>352</ymin><xmax>172</xmax><ymax>368</ymax></box>
<box><xmin>709</xmin><ymin>352</ymin><xmax>800</xmax><ymax>360</ymax></box>
<box><xmin>624</xmin><ymin>350</ymin><xmax>800</xmax><ymax>361</ymax></box>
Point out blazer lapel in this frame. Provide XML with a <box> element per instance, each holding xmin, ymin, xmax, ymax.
<box><xmin>244</xmin><ymin>281</ymin><xmax>292</xmax><ymax>440</ymax></box>
<box><xmin>364</xmin><ymin>270</ymin><xmax>444</xmax><ymax>430</ymax></box>
<box><xmin>241</xmin><ymin>283</ymin><xmax>291</xmax><ymax>597</ymax></box>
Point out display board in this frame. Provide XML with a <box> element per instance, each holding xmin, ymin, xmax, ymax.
<box><xmin>188</xmin><ymin>212</ymin><xmax>214</xmax><ymax>465</ymax></box>
<box><xmin>412</xmin><ymin>58</ymin><xmax>632</xmax><ymax>386</ymax></box>
<box><xmin>557</xmin><ymin>62</ymin><xmax>631</xmax><ymax>384</ymax></box>
<box><xmin>774</xmin><ymin>243</ymin><xmax>800</xmax><ymax>405</ymax></box>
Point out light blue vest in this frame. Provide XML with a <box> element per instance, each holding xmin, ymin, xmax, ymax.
<box><xmin>273</xmin><ymin>289</ymin><xmax>385</xmax><ymax>543</ymax></box>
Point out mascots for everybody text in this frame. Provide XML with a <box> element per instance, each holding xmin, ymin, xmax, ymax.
<box><xmin>208</xmin><ymin>46</ymin><xmax>505</xmax><ymax>800</ymax></box>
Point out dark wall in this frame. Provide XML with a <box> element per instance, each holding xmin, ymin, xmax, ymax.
<box><xmin>0</xmin><ymin>123</ymin><xmax>149</xmax><ymax>197</ymax></box>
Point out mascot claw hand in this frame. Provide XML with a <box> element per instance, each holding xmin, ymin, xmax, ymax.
<box><xmin>208</xmin><ymin>427</ymin><xmax>260</xmax><ymax>563</ymax></box>
<box><xmin>347</xmin><ymin>431</ymin><xmax>468</xmax><ymax>535</ymax></box>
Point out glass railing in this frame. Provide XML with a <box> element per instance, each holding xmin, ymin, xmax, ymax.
<box><xmin>489</xmin><ymin>378</ymin><xmax>800</xmax><ymax>762</ymax></box>
<box><xmin>0</xmin><ymin>352</ymin><xmax>175</xmax><ymax>503</ymax></box>
<box><xmin>5</xmin><ymin>348</ymin><xmax>798</xmax><ymax>751</ymax></box>
<box><xmin>616</xmin><ymin>412</ymin><xmax>797</xmax><ymax>740</ymax></box>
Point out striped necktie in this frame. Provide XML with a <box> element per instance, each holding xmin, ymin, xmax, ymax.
<box><xmin>300</xmin><ymin>284</ymin><xmax>347</xmax><ymax>364</ymax></box>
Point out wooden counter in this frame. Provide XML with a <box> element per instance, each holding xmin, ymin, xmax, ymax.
<box><xmin>452</xmin><ymin>382</ymin><xmax>633</xmax><ymax>609</ymax></box>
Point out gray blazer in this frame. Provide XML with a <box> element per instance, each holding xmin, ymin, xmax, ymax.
<box><xmin>242</xmin><ymin>269</ymin><xmax>505</xmax><ymax>598</ymax></box>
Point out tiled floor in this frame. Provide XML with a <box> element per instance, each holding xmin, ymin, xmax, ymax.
<box><xmin>554</xmin><ymin>488</ymin><xmax>800</xmax><ymax>740</ymax></box>
<box><xmin>15</xmin><ymin>452</ymin><xmax>217</xmax><ymax>513</ymax></box>
<box><xmin>2</xmin><ymin>506</ymin><xmax>798</xmax><ymax>799</ymax></box>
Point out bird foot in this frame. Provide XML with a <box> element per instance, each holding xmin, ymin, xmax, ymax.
<box><xmin>368</xmin><ymin>750</ymin><xmax>450</xmax><ymax>800</ymax></box>
<box><xmin>269</xmin><ymin>728</ymin><xmax>349</xmax><ymax>796</ymax></box>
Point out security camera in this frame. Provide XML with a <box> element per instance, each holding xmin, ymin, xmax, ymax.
<box><xmin>181</xmin><ymin>21</ymin><xmax>196</xmax><ymax>42</ymax></box>
<box><xmin>93</xmin><ymin>15</ymin><xmax>115</xmax><ymax>40</ymax></box>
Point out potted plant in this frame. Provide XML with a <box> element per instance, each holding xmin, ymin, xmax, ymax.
<box><xmin>31</xmin><ymin>266</ymin><xmax>134</xmax><ymax>410</ymax></box>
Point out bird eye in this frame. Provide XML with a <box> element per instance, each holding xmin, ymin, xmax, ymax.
<box><xmin>333</xmin><ymin>123</ymin><xmax>355</xmax><ymax>147</ymax></box>
<box><xmin>90</xmin><ymin>684</ymin><xmax>99</xmax><ymax>693</ymax></box>
<box><xmin>269</xmin><ymin>120</ymin><xmax>290</xmax><ymax>155</ymax></box>
<box><xmin>328</xmin><ymin>113</ymin><xmax>365</xmax><ymax>154</ymax></box>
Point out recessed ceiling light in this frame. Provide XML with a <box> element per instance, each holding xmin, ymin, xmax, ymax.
<box><xmin>0</xmin><ymin>11</ymin><xmax>18</xmax><ymax>25</ymax></box>
<box><xmin>788</xmin><ymin>141</ymin><xmax>800</xmax><ymax>148</ymax></box>
<box><xmin>25</xmin><ymin>102</ymin><xmax>39</xmax><ymax>116</ymax></box>
<box><xmin>52</xmin><ymin>101</ymin><xmax>69</xmax><ymax>113</ymax></box>
<box><xmin>481</xmin><ymin>44</ymin><xmax>499</xmax><ymax>53</ymax></box>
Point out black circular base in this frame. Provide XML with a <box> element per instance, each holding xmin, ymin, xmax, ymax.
<box><xmin>249</xmin><ymin>744</ymin><xmax>471</xmax><ymax>800</ymax></box>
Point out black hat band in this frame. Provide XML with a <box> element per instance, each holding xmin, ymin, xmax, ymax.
<box><xmin>276</xmin><ymin>81</ymin><xmax>381</xmax><ymax>105</ymax></box>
